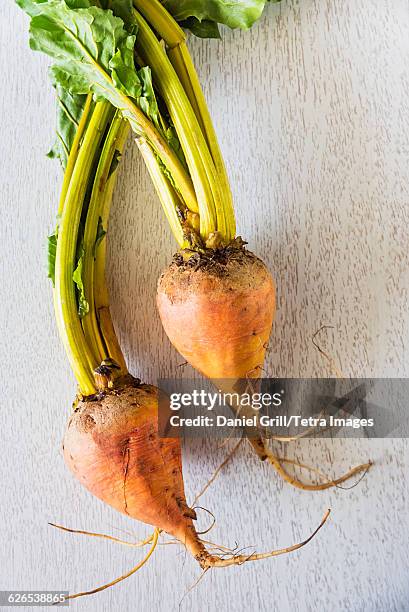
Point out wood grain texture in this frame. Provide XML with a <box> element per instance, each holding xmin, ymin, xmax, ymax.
<box><xmin>1</xmin><ymin>0</ymin><xmax>409</xmax><ymax>610</ymax></box>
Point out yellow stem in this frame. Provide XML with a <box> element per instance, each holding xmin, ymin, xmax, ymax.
<box><xmin>54</xmin><ymin>102</ymin><xmax>112</xmax><ymax>396</ymax></box>
<box><xmin>63</xmin><ymin>25</ymin><xmax>198</xmax><ymax>213</ymax></box>
<box><xmin>82</xmin><ymin>110</ymin><xmax>124</xmax><ymax>364</ymax></box>
<box><xmin>136</xmin><ymin>137</ymin><xmax>186</xmax><ymax>247</ymax></box>
<box><xmin>93</xmin><ymin>118</ymin><xmax>130</xmax><ymax>376</ymax></box>
<box><xmin>132</xmin><ymin>0</ymin><xmax>186</xmax><ymax>47</ymax></box>
<box><xmin>133</xmin><ymin>9</ymin><xmax>223</xmax><ymax>240</ymax></box>
<box><xmin>167</xmin><ymin>42</ymin><xmax>236</xmax><ymax>241</ymax></box>
<box><xmin>57</xmin><ymin>94</ymin><xmax>93</xmax><ymax>217</ymax></box>
<box><xmin>132</xmin><ymin>0</ymin><xmax>236</xmax><ymax>243</ymax></box>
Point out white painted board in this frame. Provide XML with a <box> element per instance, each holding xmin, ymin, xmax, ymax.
<box><xmin>1</xmin><ymin>1</ymin><xmax>409</xmax><ymax>610</ymax></box>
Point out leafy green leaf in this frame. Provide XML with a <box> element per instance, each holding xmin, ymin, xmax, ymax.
<box><xmin>47</xmin><ymin>214</ymin><xmax>61</xmax><ymax>285</ymax></box>
<box><xmin>94</xmin><ymin>216</ymin><xmax>106</xmax><ymax>255</ymax></box>
<box><xmin>16</xmin><ymin>0</ymin><xmax>91</xmax><ymax>16</ymax></box>
<box><xmin>72</xmin><ymin>246</ymin><xmax>89</xmax><ymax>317</ymax></box>
<box><xmin>180</xmin><ymin>17</ymin><xmax>221</xmax><ymax>39</ymax></box>
<box><xmin>65</xmin><ymin>0</ymin><xmax>90</xmax><ymax>7</ymax></box>
<box><xmin>22</xmin><ymin>1</ymin><xmax>137</xmax><ymax>98</ymax></box>
<box><xmin>100</xmin><ymin>0</ymin><xmax>135</xmax><ymax>30</ymax></box>
<box><xmin>47</xmin><ymin>231</ymin><xmax>58</xmax><ymax>286</ymax></box>
<box><xmin>161</xmin><ymin>0</ymin><xmax>267</xmax><ymax>31</ymax></box>
<box><xmin>20</xmin><ymin>0</ymin><xmax>137</xmax><ymax>29</ymax></box>
<box><xmin>39</xmin><ymin>0</ymin><xmax>136</xmax><ymax>167</ymax></box>
<box><xmin>47</xmin><ymin>83</ymin><xmax>87</xmax><ymax>168</ymax></box>
<box><xmin>136</xmin><ymin>66</ymin><xmax>160</xmax><ymax>130</ymax></box>
<box><xmin>18</xmin><ymin>0</ymin><xmax>187</xmax><ymax>172</ymax></box>
<box><xmin>18</xmin><ymin>0</ymin><xmax>158</xmax><ymax>136</ymax></box>
<box><xmin>165</xmin><ymin>125</ymin><xmax>187</xmax><ymax>169</ymax></box>
<box><xmin>109</xmin><ymin>37</ymin><xmax>144</xmax><ymax>99</ymax></box>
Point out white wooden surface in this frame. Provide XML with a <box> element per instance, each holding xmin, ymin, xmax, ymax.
<box><xmin>1</xmin><ymin>0</ymin><xmax>409</xmax><ymax>610</ymax></box>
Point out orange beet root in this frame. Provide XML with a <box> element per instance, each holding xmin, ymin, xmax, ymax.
<box><xmin>62</xmin><ymin>375</ymin><xmax>331</xmax><ymax>570</ymax></box>
<box><xmin>63</xmin><ymin>375</ymin><xmax>206</xmax><ymax>560</ymax></box>
<box><xmin>157</xmin><ymin>246</ymin><xmax>372</xmax><ymax>492</ymax></box>
<box><xmin>157</xmin><ymin>246</ymin><xmax>275</xmax><ymax>381</ymax></box>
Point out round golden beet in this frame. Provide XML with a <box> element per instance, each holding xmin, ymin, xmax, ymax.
<box><xmin>157</xmin><ymin>247</ymin><xmax>275</xmax><ymax>381</ymax></box>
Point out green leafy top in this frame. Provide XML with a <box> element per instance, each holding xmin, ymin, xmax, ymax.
<box><xmin>99</xmin><ymin>0</ymin><xmax>134</xmax><ymax>29</ymax></box>
<box><xmin>47</xmin><ymin>83</ymin><xmax>86</xmax><ymax>167</ymax></box>
<box><xmin>20</xmin><ymin>0</ymin><xmax>274</xmax><ymax>39</ymax></box>
<box><xmin>72</xmin><ymin>243</ymin><xmax>89</xmax><ymax>317</ymax></box>
<box><xmin>19</xmin><ymin>0</ymin><xmax>133</xmax><ymax>19</ymax></box>
<box><xmin>24</xmin><ymin>0</ymin><xmax>136</xmax><ymax>167</ymax></box>
<box><xmin>18</xmin><ymin>0</ymin><xmax>184</xmax><ymax>156</ymax></box>
<box><xmin>47</xmin><ymin>230</ymin><xmax>58</xmax><ymax>285</ymax></box>
<box><xmin>162</xmin><ymin>0</ymin><xmax>273</xmax><ymax>36</ymax></box>
<box><xmin>18</xmin><ymin>0</ymin><xmax>196</xmax><ymax>215</ymax></box>
<box><xmin>178</xmin><ymin>17</ymin><xmax>221</xmax><ymax>39</ymax></box>
<box><xmin>18</xmin><ymin>0</ymin><xmax>145</xmax><ymax>110</ymax></box>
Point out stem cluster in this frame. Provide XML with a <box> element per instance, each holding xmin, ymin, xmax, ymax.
<box><xmin>54</xmin><ymin>0</ymin><xmax>236</xmax><ymax>395</ymax></box>
<box><xmin>131</xmin><ymin>0</ymin><xmax>236</xmax><ymax>247</ymax></box>
<box><xmin>54</xmin><ymin>101</ymin><xmax>129</xmax><ymax>395</ymax></box>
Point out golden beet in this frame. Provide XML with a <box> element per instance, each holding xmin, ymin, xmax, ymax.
<box><xmin>63</xmin><ymin>375</ymin><xmax>203</xmax><ymax>556</ymax></box>
<box><xmin>157</xmin><ymin>247</ymin><xmax>276</xmax><ymax>381</ymax></box>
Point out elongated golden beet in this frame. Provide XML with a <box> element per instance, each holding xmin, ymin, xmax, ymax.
<box><xmin>63</xmin><ymin>375</ymin><xmax>205</xmax><ymax>558</ymax></box>
<box><xmin>63</xmin><ymin>375</ymin><xmax>331</xmax><ymax>570</ymax></box>
<box><xmin>157</xmin><ymin>246</ymin><xmax>275</xmax><ymax>381</ymax></box>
